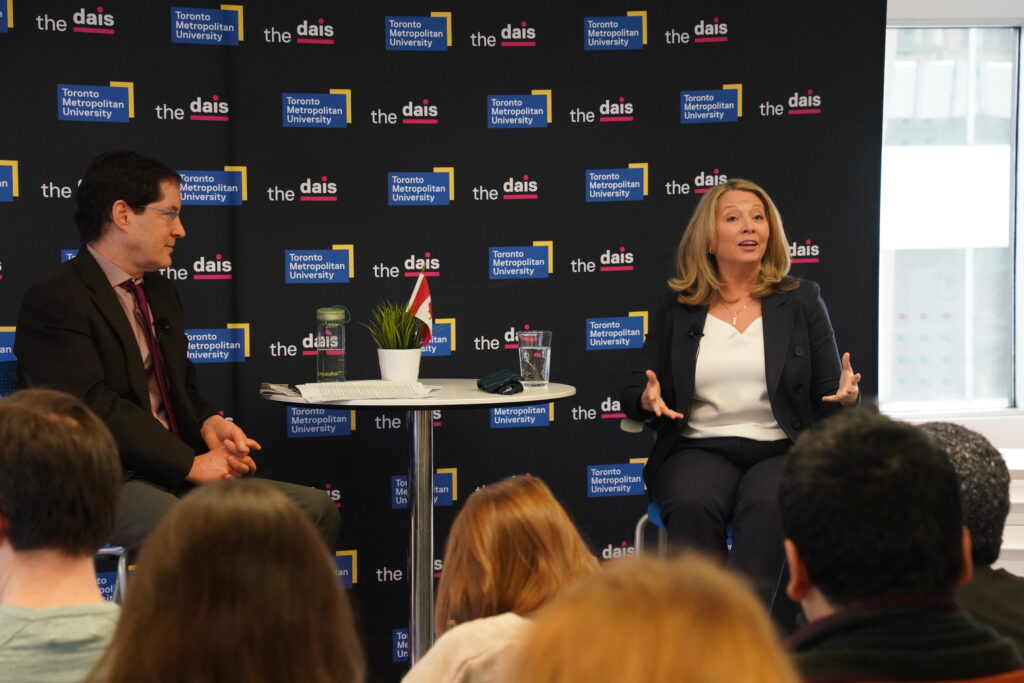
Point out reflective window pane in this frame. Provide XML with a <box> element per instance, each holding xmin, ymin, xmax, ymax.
<box><xmin>880</xmin><ymin>27</ymin><xmax>1018</xmax><ymax>411</ymax></box>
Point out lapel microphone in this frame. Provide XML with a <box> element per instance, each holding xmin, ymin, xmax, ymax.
<box><xmin>154</xmin><ymin>317</ymin><xmax>172</xmax><ymax>338</ymax></box>
<box><xmin>688</xmin><ymin>325</ymin><xmax>704</xmax><ymax>340</ymax></box>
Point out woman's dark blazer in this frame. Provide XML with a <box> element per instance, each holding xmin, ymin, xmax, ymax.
<box><xmin>621</xmin><ymin>279</ymin><xmax>843</xmax><ymax>488</ymax></box>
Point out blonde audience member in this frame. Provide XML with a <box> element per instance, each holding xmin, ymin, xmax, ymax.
<box><xmin>86</xmin><ymin>479</ymin><xmax>364</xmax><ymax>683</ymax></box>
<box><xmin>512</xmin><ymin>554</ymin><xmax>800</xmax><ymax>683</ymax></box>
<box><xmin>403</xmin><ymin>475</ymin><xmax>595</xmax><ymax>683</ymax></box>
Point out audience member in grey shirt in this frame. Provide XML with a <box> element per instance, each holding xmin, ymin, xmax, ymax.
<box><xmin>0</xmin><ymin>389</ymin><xmax>124</xmax><ymax>682</ymax></box>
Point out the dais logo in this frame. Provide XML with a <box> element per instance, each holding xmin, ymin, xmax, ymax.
<box><xmin>0</xmin><ymin>161</ymin><xmax>19</xmax><ymax>202</ymax></box>
<box><xmin>585</xmin><ymin>163</ymin><xmax>647</xmax><ymax>202</ymax></box>
<box><xmin>583</xmin><ymin>10</ymin><xmax>646</xmax><ymax>50</ymax></box>
<box><xmin>788</xmin><ymin>89</ymin><xmax>822</xmax><ymax>115</ymax></box>
<box><xmin>282</xmin><ymin>89</ymin><xmax>350</xmax><ymax>128</ymax></box>
<box><xmin>57</xmin><ymin>82</ymin><xmax>133</xmax><ymax>123</ymax></box>
<box><xmin>178</xmin><ymin>166</ymin><xmax>246</xmax><ymax>205</ymax></box>
<box><xmin>403</xmin><ymin>98</ymin><xmax>439</xmax><ymax>125</ymax></box>
<box><xmin>171</xmin><ymin>5</ymin><xmax>243</xmax><ymax>45</ymax></box>
<box><xmin>694</xmin><ymin>16</ymin><xmax>728</xmax><ymax>43</ymax></box>
<box><xmin>193</xmin><ymin>253</ymin><xmax>232</xmax><ymax>280</ymax></box>
<box><xmin>189</xmin><ymin>93</ymin><xmax>229</xmax><ymax>121</ymax></box>
<box><xmin>790</xmin><ymin>238</ymin><xmax>821</xmax><ymax>264</ymax></box>
<box><xmin>296</xmin><ymin>16</ymin><xmax>334</xmax><ymax>44</ymax></box>
<box><xmin>694</xmin><ymin>167</ymin><xmax>729</xmax><ymax>193</ymax></box>
<box><xmin>299</xmin><ymin>175</ymin><xmax>338</xmax><ymax>202</ymax></box>
<box><xmin>680</xmin><ymin>84</ymin><xmax>742</xmax><ymax>124</ymax></box>
<box><xmin>33</xmin><ymin>5</ymin><xmax>116</xmax><ymax>34</ymax></box>
<box><xmin>385</xmin><ymin>11</ymin><xmax>451</xmax><ymax>51</ymax></box>
<box><xmin>501</xmin><ymin>20</ymin><xmax>535</xmax><ymax>46</ymax></box>
<box><xmin>487</xmin><ymin>90</ymin><xmax>551</xmax><ymax>128</ymax></box>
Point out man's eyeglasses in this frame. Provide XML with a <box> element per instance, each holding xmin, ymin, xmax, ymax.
<box><xmin>135</xmin><ymin>205</ymin><xmax>182</xmax><ymax>222</ymax></box>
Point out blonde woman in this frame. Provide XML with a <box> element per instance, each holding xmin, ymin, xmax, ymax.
<box><xmin>87</xmin><ymin>479</ymin><xmax>364</xmax><ymax>683</ymax></box>
<box><xmin>513</xmin><ymin>554</ymin><xmax>801</xmax><ymax>683</ymax></box>
<box><xmin>621</xmin><ymin>179</ymin><xmax>860</xmax><ymax>609</ymax></box>
<box><xmin>403</xmin><ymin>475</ymin><xmax>595</xmax><ymax>683</ymax></box>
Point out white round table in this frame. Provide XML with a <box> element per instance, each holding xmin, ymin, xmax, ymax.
<box><xmin>265</xmin><ymin>378</ymin><xmax>576</xmax><ymax>662</ymax></box>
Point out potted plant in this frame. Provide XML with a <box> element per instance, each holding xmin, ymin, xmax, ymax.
<box><xmin>361</xmin><ymin>300</ymin><xmax>425</xmax><ymax>381</ymax></box>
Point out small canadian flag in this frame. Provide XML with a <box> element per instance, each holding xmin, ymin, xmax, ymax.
<box><xmin>406</xmin><ymin>272</ymin><xmax>432</xmax><ymax>345</ymax></box>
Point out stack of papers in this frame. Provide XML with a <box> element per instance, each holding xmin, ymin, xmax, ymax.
<box><xmin>296</xmin><ymin>381</ymin><xmax>439</xmax><ymax>402</ymax></box>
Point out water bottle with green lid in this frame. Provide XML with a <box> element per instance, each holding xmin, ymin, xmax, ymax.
<box><xmin>316</xmin><ymin>305</ymin><xmax>350</xmax><ymax>382</ymax></box>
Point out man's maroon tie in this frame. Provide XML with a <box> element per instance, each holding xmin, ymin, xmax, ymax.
<box><xmin>119</xmin><ymin>279</ymin><xmax>180</xmax><ymax>435</ymax></box>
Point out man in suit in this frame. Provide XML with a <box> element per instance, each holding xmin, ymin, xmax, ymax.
<box><xmin>15</xmin><ymin>151</ymin><xmax>339</xmax><ymax>552</ymax></box>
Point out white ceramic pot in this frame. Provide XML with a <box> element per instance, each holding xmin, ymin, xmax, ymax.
<box><xmin>377</xmin><ymin>348</ymin><xmax>422</xmax><ymax>382</ymax></box>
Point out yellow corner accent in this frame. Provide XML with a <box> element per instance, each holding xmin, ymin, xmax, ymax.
<box><xmin>223</xmin><ymin>166</ymin><xmax>247</xmax><ymax>201</ymax></box>
<box><xmin>6</xmin><ymin>0</ymin><xmax>13</xmax><ymax>27</ymax></box>
<box><xmin>531</xmin><ymin>89</ymin><xmax>552</xmax><ymax>123</ymax></box>
<box><xmin>0</xmin><ymin>161</ymin><xmax>19</xmax><ymax>197</ymax></box>
<box><xmin>549</xmin><ymin>402</ymin><xmax>555</xmax><ymax>421</ymax></box>
<box><xmin>433</xmin><ymin>167</ymin><xmax>455</xmax><ymax>200</ymax></box>
<box><xmin>532</xmin><ymin>240</ymin><xmax>553</xmax><ymax>273</ymax></box>
<box><xmin>435</xmin><ymin>318</ymin><xmax>456</xmax><ymax>351</ymax></box>
<box><xmin>628</xmin><ymin>457</ymin><xmax>648</xmax><ymax>465</ymax></box>
<box><xmin>628</xmin><ymin>311</ymin><xmax>649</xmax><ymax>336</ymax></box>
<box><xmin>226</xmin><ymin>323</ymin><xmax>250</xmax><ymax>357</ymax></box>
<box><xmin>109</xmin><ymin>81</ymin><xmax>134</xmax><ymax>118</ymax></box>
<box><xmin>626</xmin><ymin>11</ymin><xmax>647</xmax><ymax>44</ymax></box>
<box><xmin>723</xmin><ymin>83</ymin><xmax>743</xmax><ymax>117</ymax></box>
<box><xmin>335</xmin><ymin>550</ymin><xmax>358</xmax><ymax>583</ymax></box>
<box><xmin>350</xmin><ymin>410</ymin><xmax>356</xmax><ymax>431</ymax></box>
<box><xmin>330</xmin><ymin>89</ymin><xmax>353</xmax><ymax>123</ymax></box>
<box><xmin>627</xmin><ymin>162</ymin><xmax>649</xmax><ymax>195</ymax></box>
<box><xmin>430</xmin><ymin>11</ymin><xmax>452</xmax><ymax>46</ymax></box>
<box><xmin>221</xmin><ymin>5</ymin><xmax>243</xmax><ymax>40</ymax></box>
<box><xmin>0</xmin><ymin>326</ymin><xmax>15</xmax><ymax>332</ymax></box>
<box><xmin>436</xmin><ymin>467</ymin><xmax>458</xmax><ymax>500</ymax></box>
<box><xmin>332</xmin><ymin>244</ymin><xmax>354</xmax><ymax>278</ymax></box>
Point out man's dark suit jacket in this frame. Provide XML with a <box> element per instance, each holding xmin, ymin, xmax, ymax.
<box><xmin>15</xmin><ymin>249</ymin><xmax>217</xmax><ymax>489</ymax></box>
<box><xmin>622</xmin><ymin>280</ymin><xmax>843</xmax><ymax>488</ymax></box>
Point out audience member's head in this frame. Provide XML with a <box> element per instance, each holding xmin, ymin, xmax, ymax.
<box><xmin>513</xmin><ymin>554</ymin><xmax>800</xmax><ymax>683</ymax></box>
<box><xmin>779</xmin><ymin>408</ymin><xmax>969</xmax><ymax>614</ymax></box>
<box><xmin>918</xmin><ymin>422</ymin><xmax>1010</xmax><ymax>566</ymax></box>
<box><xmin>88</xmin><ymin>479</ymin><xmax>364</xmax><ymax>683</ymax></box>
<box><xmin>75</xmin><ymin>150</ymin><xmax>181</xmax><ymax>244</ymax></box>
<box><xmin>0</xmin><ymin>388</ymin><xmax>120</xmax><ymax>557</ymax></box>
<box><xmin>435</xmin><ymin>475</ymin><xmax>595</xmax><ymax>634</ymax></box>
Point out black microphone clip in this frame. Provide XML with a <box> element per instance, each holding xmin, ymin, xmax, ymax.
<box><xmin>154</xmin><ymin>317</ymin><xmax>172</xmax><ymax>337</ymax></box>
<box><xmin>688</xmin><ymin>325</ymin><xmax>704</xmax><ymax>340</ymax></box>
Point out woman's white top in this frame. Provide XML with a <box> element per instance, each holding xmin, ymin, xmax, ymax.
<box><xmin>681</xmin><ymin>316</ymin><xmax>788</xmax><ymax>441</ymax></box>
<box><xmin>401</xmin><ymin>612</ymin><xmax>530</xmax><ymax>683</ymax></box>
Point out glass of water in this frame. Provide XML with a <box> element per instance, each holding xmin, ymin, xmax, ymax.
<box><xmin>516</xmin><ymin>330</ymin><xmax>552</xmax><ymax>387</ymax></box>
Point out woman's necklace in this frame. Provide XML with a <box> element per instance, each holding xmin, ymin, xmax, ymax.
<box><xmin>719</xmin><ymin>297</ymin><xmax>750</xmax><ymax>327</ymax></box>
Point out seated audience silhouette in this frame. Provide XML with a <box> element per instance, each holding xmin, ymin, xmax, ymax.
<box><xmin>919</xmin><ymin>421</ymin><xmax>1024</xmax><ymax>654</ymax></box>
<box><xmin>779</xmin><ymin>408</ymin><xmax>1023</xmax><ymax>682</ymax></box>
<box><xmin>0</xmin><ymin>389</ymin><xmax>122</xmax><ymax>683</ymax></box>
<box><xmin>86</xmin><ymin>479</ymin><xmax>364</xmax><ymax>683</ymax></box>
<box><xmin>403</xmin><ymin>475</ymin><xmax>595</xmax><ymax>683</ymax></box>
<box><xmin>511</xmin><ymin>554</ymin><xmax>800</xmax><ymax>683</ymax></box>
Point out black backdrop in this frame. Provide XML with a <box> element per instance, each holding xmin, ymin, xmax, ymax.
<box><xmin>0</xmin><ymin>2</ymin><xmax>885</xmax><ymax>679</ymax></box>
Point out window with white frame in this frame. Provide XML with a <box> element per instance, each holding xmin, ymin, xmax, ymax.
<box><xmin>879</xmin><ymin>26</ymin><xmax>1019</xmax><ymax>411</ymax></box>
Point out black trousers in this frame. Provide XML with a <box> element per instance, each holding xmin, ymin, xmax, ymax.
<box><xmin>653</xmin><ymin>436</ymin><xmax>790</xmax><ymax>607</ymax></box>
<box><xmin>112</xmin><ymin>477</ymin><xmax>341</xmax><ymax>553</ymax></box>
